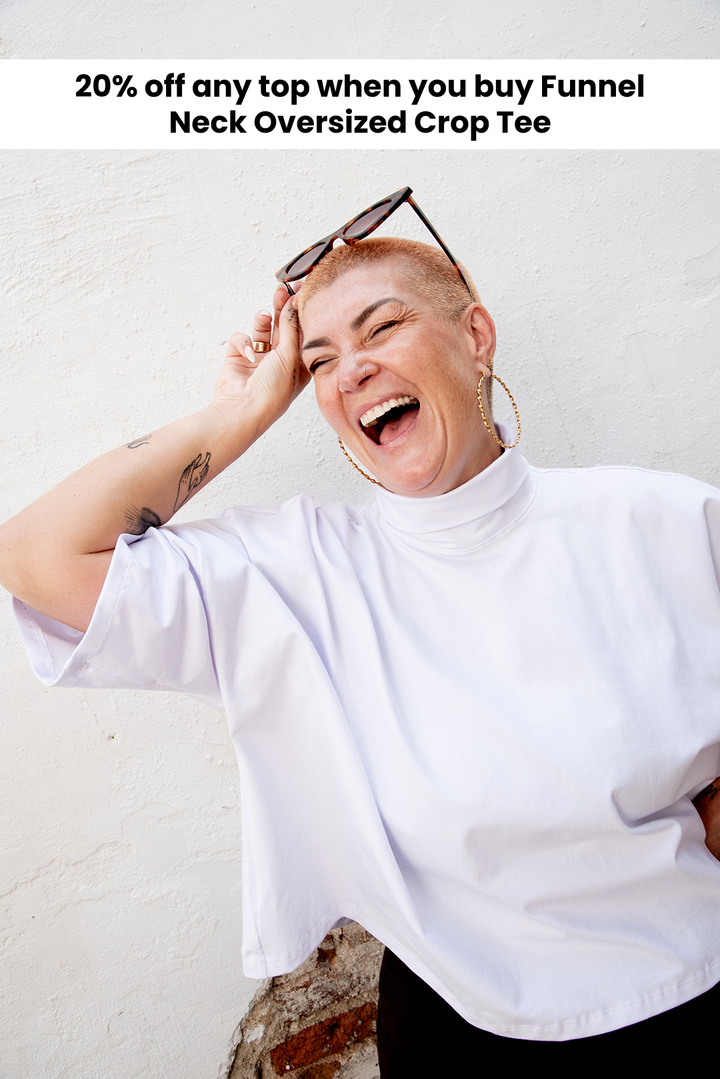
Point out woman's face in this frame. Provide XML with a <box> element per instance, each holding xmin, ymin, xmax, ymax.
<box><xmin>299</xmin><ymin>259</ymin><xmax>501</xmax><ymax>497</ymax></box>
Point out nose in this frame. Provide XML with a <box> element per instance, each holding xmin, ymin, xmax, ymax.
<box><xmin>338</xmin><ymin>354</ymin><xmax>379</xmax><ymax>394</ymax></box>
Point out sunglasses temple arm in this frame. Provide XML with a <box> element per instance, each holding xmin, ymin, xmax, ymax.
<box><xmin>407</xmin><ymin>196</ymin><xmax>474</xmax><ymax>299</ymax></box>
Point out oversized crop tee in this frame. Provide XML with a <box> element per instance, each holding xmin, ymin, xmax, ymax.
<box><xmin>13</xmin><ymin>446</ymin><xmax>720</xmax><ymax>1040</ymax></box>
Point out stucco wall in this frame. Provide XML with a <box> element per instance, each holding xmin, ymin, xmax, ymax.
<box><xmin>3</xmin><ymin>0</ymin><xmax>720</xmax><ymax>60</ymax></box>
<box><xmin>2</xmin><ymin>4</ymin><xmax>720</xmax><ymax>1078</ymax></box>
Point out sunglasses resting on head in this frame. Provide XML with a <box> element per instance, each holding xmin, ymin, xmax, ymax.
<box><xmin>275</xmin><ymin>186</ymin><xmax>473</xmax><ymax>298</ymax></box>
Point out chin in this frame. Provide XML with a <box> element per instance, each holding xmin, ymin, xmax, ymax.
<box><xmin>374</xmin><ymin>458</ymin><xmax>447</xmax><ymax>497</ymax></box>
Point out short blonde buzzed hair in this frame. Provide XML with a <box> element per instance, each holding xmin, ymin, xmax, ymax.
<box><xmin>296</xmin><ymin>236</ymin><xmax>479</xmax><ymax>324</ymax></box>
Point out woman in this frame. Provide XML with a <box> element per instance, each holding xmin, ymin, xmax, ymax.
<box><xmin>2</xmin><ymin>190</ymin><xmax>720</xmax><ymax>1071</ymax></box>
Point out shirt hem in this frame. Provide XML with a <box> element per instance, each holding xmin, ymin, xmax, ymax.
<box><xmin>243</xmin><ymin>910</ymin><xmax>720</xmax><ymax>1041</ymax></box>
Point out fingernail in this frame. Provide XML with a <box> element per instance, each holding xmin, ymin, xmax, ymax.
<box><xmin>244</xmin><ymin>345</ymin><xmax>257</xmax><ymax>364</ymax></box>
<box><xmin>260</xmin><ymin>309</ymin><xmax>272</xmax><ymax>317</ymax></box>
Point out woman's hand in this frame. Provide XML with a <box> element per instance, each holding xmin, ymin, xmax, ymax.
<box><xmin>214</xmin><ymin>285</ymin><xmax>311</xmax><ymax>427</ymax></box>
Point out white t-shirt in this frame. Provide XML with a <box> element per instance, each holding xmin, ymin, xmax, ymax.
<box><xmin>14</xmin><ymin>446</ymin><xmax>720</xmax><ymax>1040</ymax></box>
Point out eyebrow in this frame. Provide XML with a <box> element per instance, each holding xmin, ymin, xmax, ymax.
<box><xmin>301</xmin><ymin>336</ymin><xmax>330</xmax><ymax>353</ymax></box>
<box><xmin>301</xmin><ymin>297</ymin><xmax>407</xmax><ymax>353</ymax></box>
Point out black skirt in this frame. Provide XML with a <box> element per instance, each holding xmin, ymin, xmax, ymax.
<box><xmin>376</xmin><ymin>947</ymin><xmax>720</xmax><ymax>1076</ymax></box>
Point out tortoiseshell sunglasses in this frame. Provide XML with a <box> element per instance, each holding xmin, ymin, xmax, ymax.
<box><xmin>275</xmin><ymin>186</ymin><xmax>473</xmax><ymax>298</ymax></box>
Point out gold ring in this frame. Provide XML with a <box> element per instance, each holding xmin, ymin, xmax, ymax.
<box><xmin>253</xmin><ymin>341</ymin><xmax>271</xmax><ymax>353</ymax></box>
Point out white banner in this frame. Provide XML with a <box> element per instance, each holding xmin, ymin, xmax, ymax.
<box><xmin>1</xmin><ymin>59</ymin><xmax>718</xmax><ymax>149</ymax></box>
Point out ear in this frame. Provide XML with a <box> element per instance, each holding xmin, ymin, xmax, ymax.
<box><xmin>462</xmin><ymin>303</ymin><xmax>496</xmax><ymax>378</ymax></box>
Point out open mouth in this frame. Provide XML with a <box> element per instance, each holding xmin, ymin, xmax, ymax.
<box><xmin>360</xmin><ymin>396</ymin><xmax>420</xmax><ymax>445</ymax></box>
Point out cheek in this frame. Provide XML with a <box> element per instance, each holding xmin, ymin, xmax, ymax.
<box><xmin>313</xmin><ymin>381</ymin><xmax>345</xmax><ymax>428</ymax></box>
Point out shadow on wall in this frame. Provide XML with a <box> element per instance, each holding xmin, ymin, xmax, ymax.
<box><xmin>230</xmin><ymin>924</ymin><xmax>383</xmax><ymax>1079</ymax></box>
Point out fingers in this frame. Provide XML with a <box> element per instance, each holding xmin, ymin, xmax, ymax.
<box><xmin>275</xmin><ymin>290</ymin><xmax>299</xmax><ymax>350</ymax></box>
<box><xmin>275</xmin><ymin>294</ymin><xmax>311</xmax><ymax>396</ymax></box>
<box><xmin>271</xmin><ymin>285</ymin><xmax>293</xmax><ymax>349</ymax></box>
<box><xmin>226</xmin><ymin>331</ymin><xmax>255</xmax><ymax>363</ymax></box>
<box><xmin>227</xmin><ymin>330</ymin><xmax>272</xmax><ymax>370</ymax></box>
<box><xmin>233</xmin><ymin>289</ymin><xmax>292</xmax><ymax>365</ymax></box>
<box><xmin>224</xmin><ymin>287</ymin><xmax>303</xmax><ymax>389</ymax></box>
<box><xmin>252</xmin><ymin>309</ymin><xmax>273</xmax><ymax>348</ymax></box>
<box><xmin>226</xmin><ymin>331</ymin><xmax>252</xmax><ymax>356</ymax></box>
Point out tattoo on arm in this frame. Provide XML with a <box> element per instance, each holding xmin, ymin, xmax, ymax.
<box><xmin>694</xmin><ymin>781</ymin><xmax>720</xmax><ymax>804</ymax></box>
<box><xmin>127</xmin><ymin>434</ymin><xmax>152</xmax><ymax>449</ymax></box>
<box><xmin>173</xmin><ymin>452</ymin><xmax>212</xmax><ymax>514</ymax></box>
<box><xmin>124</xmin><ymin>507</ymin><xmax>162</xmax><ymax>535</ymax></box>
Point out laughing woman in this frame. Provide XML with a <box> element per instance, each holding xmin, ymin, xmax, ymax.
<box><xmin>2</xmin><ymin>189</ymin><xmax>720</xmax><ymax>1072</ymax></box>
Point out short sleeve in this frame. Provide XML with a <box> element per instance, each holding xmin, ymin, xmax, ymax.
<box><xmin>13</xmin><ymin>527</ymin><xmax>223</xmax><ymax>709</ymax></box>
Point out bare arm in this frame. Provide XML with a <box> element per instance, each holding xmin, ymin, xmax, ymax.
<box><xmin>0</xmin><ymin>288</ymin><xmax>307</xmax><ymax>633</ymax></box>
<box><xmin>693</xmin><ymin>780</ymin><xmax>720</xmax><ymax>860</ymax></box>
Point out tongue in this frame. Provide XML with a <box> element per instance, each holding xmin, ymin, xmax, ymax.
<box><xmin>378</xmin><ymin>408</ymin><xmax>417</xmax><ymax>445</ymax></box>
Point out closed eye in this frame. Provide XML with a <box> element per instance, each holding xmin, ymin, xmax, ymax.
<box><xmin>370</xmin><ymin>319</ymin><xmax>400</xmax><ymax>339</ymax></box>
<box><xmin>308</xmin><ymin>356</ymin><xmax>333</xmax><ymax>374</ymax></box>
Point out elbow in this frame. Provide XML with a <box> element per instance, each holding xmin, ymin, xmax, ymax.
<box><xmin>0</xmin><ymin>517</ymin><xmax>106</xmax><ymax>632</ymax></box>
<box><xmin>0</xmin><ymin>517</ymin><xmax>34</xmax><ymax>600</ymax></box>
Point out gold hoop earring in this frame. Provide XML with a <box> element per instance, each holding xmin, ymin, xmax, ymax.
<box><xmin>477</xmin><ymin>372</ymin><xmax>521</xmax><ymax>449</ymax></box>
<box><xmin>337</xmin><ymin>438</ymin><xmax>384</xmax><ymax>487</ymax></box>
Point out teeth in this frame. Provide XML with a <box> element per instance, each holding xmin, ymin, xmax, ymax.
<box><xmin>360</xmin><ymin>396</ymin><xmax>417</xmax><ymax>428</ymax></box>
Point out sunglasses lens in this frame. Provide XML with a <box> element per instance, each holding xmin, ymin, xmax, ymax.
<box><xmin>342</xmin><ymin>200</ymin><xmax>392</xmax><ymax>240</ymax></box>
<box><xmin>285</xmin><ymin>241</ymin><xmax>330</xmax><ymax>279</ymax></box>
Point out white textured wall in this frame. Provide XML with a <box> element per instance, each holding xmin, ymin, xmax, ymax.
<box><xmin>2</xmin><ymin>0</ymin><xmax>720</xmax><ymax>59</ymax></box>
<box><xmin>2</xmin><ymin>4</ymin><xmax>720</xmax><ymax>1079</ymax></box>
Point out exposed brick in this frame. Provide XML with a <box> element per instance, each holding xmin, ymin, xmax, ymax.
<box><xmin>270</xmin><ymin>1002</ymin><xmax>377</xmax><ymax>1073</ymax></box>
<box><xmin>228</xmin><ymin>925</ymin><xmax>382</xmax><ymax>1079</ymax></box>
<box><xmin>300</xmin><ymin>1063</ymin><xmax>341</xmax><ymax>1079</ymax></box>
